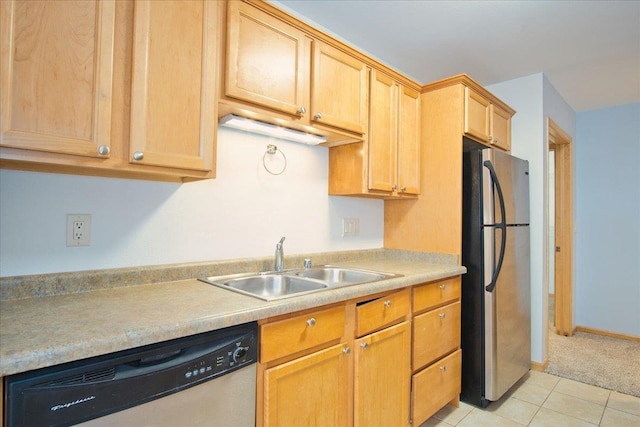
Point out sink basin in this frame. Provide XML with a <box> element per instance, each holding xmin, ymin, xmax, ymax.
<box><xmin>200</xmin><ymin>265</ymin><xmax>400</xmax><ymax>301</ymax></box>
<box><xmin>295</xmin><ymin>266</ymin><xmax>395</xmax><ymax>286</ymax></box>
<box><xmin>201</xmin><ymin>273</ymin><xmax>327</xmax><ymax>301</ymax></box>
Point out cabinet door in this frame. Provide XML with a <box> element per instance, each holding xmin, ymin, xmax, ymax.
<box><xmin>312</xmin><ymin>41</ymin><xmax>369</xmax><ymax>134</ymax></box>
<box><xmin>264</xmin><ymin>343</ymin><xmax>350</xmax><ymax>427</ymax></box>
<box><xmin>397</xmin><ymin>85</ymin><xmax>421</xmax><ymax>195</ymax></box>
<box><xmin>1</xmin><ymin>0</ymin><xmax>115</xmax><ymax>158</ymax></box>
<box><xmin>225</xmin><ymin>1</ymin><xmax>310</xmax><ymax>117</ymax></box>
<box><xmin>464</xmin><ymin>87</ymin><xmax>490</xmax><ymax>144</ymax></box>
<box><xmin>490</xmin><ymin>103</ymin><xmax>511</xmax><ymax>151</ymax></box>
<box><xmin>129</xmin><ymin>0</ymin><xmax>218</xmax><ymax>171</ymax></box>
<box><xmin>354</xmin><ymin>321</ymin><xmax>411</xmax><ymax>427</ymax></box>
<box><xmin>368</xmin><ymin>70</ymin><xmax>397</xmax><ymax>193</ymax></box>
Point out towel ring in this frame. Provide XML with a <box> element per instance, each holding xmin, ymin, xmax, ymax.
<box><xmin>263</xmin><ymin>144</ymin><xmax>287</xmax><ymax>175</ymax></box>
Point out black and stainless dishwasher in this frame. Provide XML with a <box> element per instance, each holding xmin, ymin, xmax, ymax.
<box><xmin>3</xmin><ymin>322</ymin><xmax>258</xmax><ymax>427</ymax></box>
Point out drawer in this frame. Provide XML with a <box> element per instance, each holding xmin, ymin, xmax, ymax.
<box><xmin>356</xmin><ymin>288</ymin><xmax>410</xmax><ymax>337</ymax></box>
<box><xmin>413</xmin><ymin>301</ymin><xmax>460</xmax><ymax>370</ymax></box>
<box><xmin>413</xmin><ymin>277</ymin><xmax>461</xmax><ymax>313</ymax></box>
<box><xmin>411</xmin><ymin>349</ymin><xmax>461</xmax><ymax>426</ymax></box>
<box><xmin>261</xmin><ymin>306</ymin><xmax>345</xmax><ymax>363</ymax></box>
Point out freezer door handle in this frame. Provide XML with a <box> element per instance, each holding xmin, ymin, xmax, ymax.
<box><xmin>484</xmin><ymin>160</ymin><xmax>507</xmax><ymax>293</ymax></box>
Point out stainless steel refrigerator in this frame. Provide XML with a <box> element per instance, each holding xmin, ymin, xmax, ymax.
<box><xmin>461</xmin><ymin>147</ymin><xmax>531</xmax><ymax>407</ymax></box>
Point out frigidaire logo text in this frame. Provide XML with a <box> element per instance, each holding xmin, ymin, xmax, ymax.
<box><xmin>51</xmin><ymin>395</ymin><xmax>96</xmax><ymax>412</ymax></box>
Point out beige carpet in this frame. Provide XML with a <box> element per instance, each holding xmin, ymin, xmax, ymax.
<box><xmin>545</xmin><ymin>330</ymin><xmax>640</xmax><ymax>397</ymax></box>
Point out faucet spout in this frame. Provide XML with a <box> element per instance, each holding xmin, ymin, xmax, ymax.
<box><xmin>274</xmin><ymin>236</ymin><xmax>286</xmax><ymax>271</ymax></box>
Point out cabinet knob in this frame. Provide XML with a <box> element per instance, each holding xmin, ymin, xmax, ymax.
<box><xmin>314</xmin><ymin>112</ymin><xmax>323</xmax><ymax>120</ymax></box>
<box><xmin>439</xmin><ymin>312</ymin><xmax>446</xmax><ymax>319</ymax></box>
<box><xmin>440</xmin><ymin>365</ymin><xmax>447</xmax><ymax>372</ymax></box>
<box><xmin>439</xmin><ymin>284</ymin><xmax>446</xmax><ymax>290</ymax></box>
<box><xmin>360</xmin><ymin>342</ymin><xmax>368</xmax><ymax>349</ymax></box>
<box><xmin>384</xmin><ymin>300</ymin><xmax>392</xmax><ymax>308</ymax></box>
<box><xmin>343</xmin><ymin>347</ymin><xmax>351</xmax><ymax>355</ymax></box>
<box><xmin>98</xmin><ymin>145</ymin><xmax>110</xmax><ymax>156</ymax></box>
<box><xmin>391</xmin><ymin>184</ymin><xmax>398</xmax><ymax>191</ymax></box>
<box><xmin>306</xmin><ymin>318</ymin><xmax>316</xmax><ymax>327</ymax></box>
<box><xmin>133</xmin><ymin>151</ymin><xmax>144</xmax><ymax>161</ymax></box>
<box><xmin>297</xmin><ymin>106</ymin><xmax>306</xmax><ymax>116</ymax></box>
<box><xmin>487</xmin><ymin>135</ymin><xmax>493</xmax><ymax>142</ymax></box>
<box><xmin>400</xmin><ymin>186</ymin><xmax>407</xmax><ymax>192</ymax></box>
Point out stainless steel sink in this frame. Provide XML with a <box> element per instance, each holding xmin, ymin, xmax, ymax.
<box><xmin>201</xmin><ymin>273</ymin><xmax>327</xmax><ymax>301</ymax></box>
<box><xmin>200</xmin><ymin>265</ymin><xmax>400</xmax><ymax>301</ymax></box>
<box><xmin>294</xmin><ymin>265</ymin><xmax>395</xmax><ymax>286</ymax></box>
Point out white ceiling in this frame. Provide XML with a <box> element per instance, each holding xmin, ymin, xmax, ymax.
<box><xmin>276</xmin><ymin>0</ymin><xmax>640</xmax><ymax>112</ymax></box>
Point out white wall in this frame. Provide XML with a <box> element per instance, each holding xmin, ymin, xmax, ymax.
<box><xmin>575</xmin><ymin>103</ymin><xmax>640</xmax><ymax>336</ymax></box>
<box><xmin>0</xmin><ymin>128</ymin><xmax>384</xmax><ymax>277</ymax></box>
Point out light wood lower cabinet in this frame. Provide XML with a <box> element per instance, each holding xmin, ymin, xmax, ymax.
<box><xmin>258</xmin><ymin>288</ymin><xmax>411</xmax><ymax>427</ymax></box>
<box><xmin>412</xmin><ymin>349</ymin><xmax>462</xmax><ymax>424</ymax></box>
<box><xmin>264</xmin><ymin>343</ymin><xmax>350</xmax><ymax>427</ymax></box>
<box><xmin>354</xmin><ymin>321</ymin><xmax>411</xmax><ymax>427</ymax></box>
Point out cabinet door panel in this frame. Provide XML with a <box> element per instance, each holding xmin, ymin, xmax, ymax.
<box><xmin>491</xmin><ymin>103</ymin><xmax>511</xmax><ymax>151</ymax></box>
<box><xmin>412</xmin><ymin>349</ymin><xmax>461</xmax><ymax>426</ymax></box>
<box><xmin>464</xmin><ymin>87</ymin><xmax>490</xmax><ymax>144</ymax></box>
<box><xmin>1</xmin><ymin>0</ymin><xmax>114</xmax><ymax>157</ymax></box>
<box><xmin>397</xmin><ymin>85</ymin><xmax>420</xmax><ymax>195</ymax></box>
<box><xmin>129</xmin><ymin>0</ymin><xmax>217</xmax><ymax>171</ymax></box>
<box><xmin>312</xmin><ymin>41</ymin><xmax>369</xmax><ymax>134</ymax></box>
<box><xmin>226</xmin><ymin>1</ymin><xmax>310</xmax><ymax>116</ymax></box>
<box><xmin>413</xmin><ymin>301</ymin><xmax>461</xmax><ymax>370</ymax></box>
<box><xmin>264</xmin><ymin>343</ymin><xmax>349</xmax><ymax>427</ymax></box>
<box><xmin>368</xmin><ymin>70</ymin><xmax>397</xmax><ymax>192</ymax></box>
<box><xmin>354</xmin><ymin>321</ymin><xmax>411</xmax><ymax>427</ymax></box>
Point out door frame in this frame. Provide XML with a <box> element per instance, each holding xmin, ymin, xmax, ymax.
<box><xmin>547</xmin><ymin>118</ymin><xmax>574</xmax><ymax>336</ymax></box>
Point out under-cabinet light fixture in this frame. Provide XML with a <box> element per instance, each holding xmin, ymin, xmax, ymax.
<box><xmin>219</xmin><ymin>114</ymin><xmax>327</xmax><ymax>145</ymax></box>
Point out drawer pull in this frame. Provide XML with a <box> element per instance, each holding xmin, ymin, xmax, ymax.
<box><xmin>439</xmin><ymin>284</ymin><xmax>446</xmax><ymax>290</ymax></box>
<box><xmin>440</xmin><ymin>365</ymin><xmax>447</xmax><ymax>372</ymax></box>
<box><xmin>343</xmin><ymin>347</ymin><xmax>351</xmax><ymax>355</ymax></box>
<box><xmin>439</xmin><ymin>313</ymin><xmax>446</xmax><ymax>319</ymax></box>
<box><xmin>360</xmin><ymin>342</ymin><xmax>368</xmax><ymax>350</ymax></box>
<box><xmin>306</xmin><ymin>318</ymin><xmax>316</xmax><ymax>327</ymax></box>
<box><xmin>384</xmin><ymin>300</ymin><xmax>392</xmax><ymax>308</ymax></box>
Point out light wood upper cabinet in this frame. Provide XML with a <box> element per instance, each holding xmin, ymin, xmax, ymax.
<box><xmin>0</xmin><ymin>0</ymin><xmax>115</xmax><ymax>158</ymax></box>
<box><xmin>225</xmin><ymin>1</ymin><xmax>310</xmax><ymax>117</ymax></box>
<box><xmin>129</xmin><ymin>0</ymin><xmax>218</xmax><ymax>171</ymax></box>
<box><xmin>329</xmin><ymin>70</ymin><xmax>419</xmax><ymax>199</ymax></box>
<box><xmin>311</xmin><ymin>40</ymin><xmax>369</xmax><ymax>135</ymax></box>
<box><xmin>464</xmin><ymin>86</ymin><xmax>512</xmax><ymax>151</ymax></box>
<box><xmin>354</xmin><ymin>321</ymin><xmax>411</xmax><ymax>427</ymax></box>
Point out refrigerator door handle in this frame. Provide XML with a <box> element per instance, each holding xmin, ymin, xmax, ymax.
<box><xmin>483</xmin><ymin>160</ymin><xmax>507</xmax><ymax>293</ymax></box>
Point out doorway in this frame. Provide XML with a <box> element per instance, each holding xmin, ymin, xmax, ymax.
<box><xmin>547</xmin><ymin>118</ymin><xmax>574</xmax><ymax>337</ymax></box>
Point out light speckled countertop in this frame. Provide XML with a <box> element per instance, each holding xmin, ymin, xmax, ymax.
<box><xmin>0</xmin><ymin>249</ymin><xmax>465</xmax><ymax>377</ymax></box>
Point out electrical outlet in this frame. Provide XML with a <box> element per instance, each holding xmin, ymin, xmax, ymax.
<box><xmin>342</xmin><ymin>218</ymin><xmax>360</xmax><ymax>237</ymax></box>
<box><xmin>67</xmin><ymin>214</ymin><xmax>91</xmax><ymax>246</ymax></box>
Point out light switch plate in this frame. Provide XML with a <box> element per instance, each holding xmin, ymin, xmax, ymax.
<box><xmin>342</xmin><ymin>218</ymin><xmax>359</xmax><ymax>237</ymax></box>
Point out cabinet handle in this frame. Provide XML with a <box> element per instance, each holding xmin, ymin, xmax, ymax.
<box><xmin>440</xmin><ymin>365</ymin><xmax>447</xmax><ymax>372</ymax></box>
<box><xmin>384</xmin><ymin>300</ymin><xmax>392</xmax><ymax>308</ymax></box>
<box><xmin>306</xmin><ymin>318</ymin><xmax>316</xmax><ymax>327</ymax></box>
<box><xmin>439</xmin><ymin>312</ymin><xmax>446</xmax><ymax>319</ymax></box>
<box><xmin>343</xmin><ymin>347</ymin><xmax>351</xmax><ymax>355</ymax></box>
<box><xmin>133</xmin><ymin>151</ymin><xmax>144</xmax><ymax>161</ymax></box>
<box><xmin>98</xmin><ymin>145</ymin><xmax>110</xmax><ymax>156</ymax></box>
<box><xmin>314</xmin><ymin>112</ymin><xmax>323</xmax><ymax>120</ymax></box>
<box><xmin>360</xmin><ymin>342</ymin><xmax>368</xmax><ymax>349</ymax></box>
<box><xmin>439</xmin><ymin>284</ymin><xmax>446</xmax><ymax>290</ymax></box>
<box><xmin>297</xmin><ymin>106</ymin><xmax>306</xmax><ymax>116</ymax></box>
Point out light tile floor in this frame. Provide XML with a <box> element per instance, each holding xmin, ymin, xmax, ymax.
<box><xmin>419</xmin><ymin>371</ymin><xmax>640</xmax><ymax>427</ymax></box>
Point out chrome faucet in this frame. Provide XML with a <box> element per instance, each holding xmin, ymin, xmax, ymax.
<box><xmin>274</xmin><ymin>236</ymin><xmax>286</xmax><ymax>271</ymax></box>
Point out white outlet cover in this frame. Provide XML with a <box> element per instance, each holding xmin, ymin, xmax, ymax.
<box><xmin>67</xmin><ymin>214</ymin><xmax>91</xmax><ymax>247</ymax></box>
